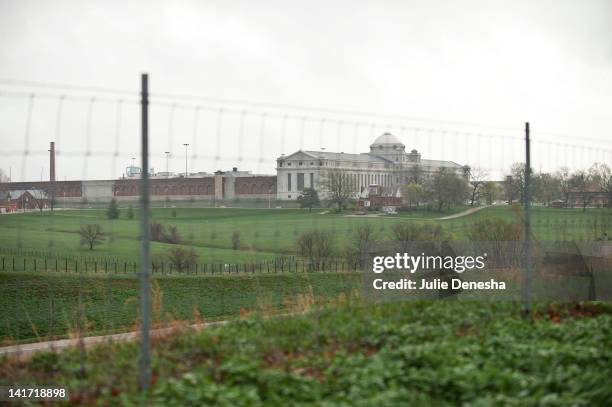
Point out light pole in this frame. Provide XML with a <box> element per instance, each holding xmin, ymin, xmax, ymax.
<box><xmin>183</xmin><ymin>144</ymin><xmax>189</xmax><ymax>178</ymax></box>
<box><xmin>164</xmin><ymin>151</ymin><xmax>170</xmax><ymax>178</ymax></box>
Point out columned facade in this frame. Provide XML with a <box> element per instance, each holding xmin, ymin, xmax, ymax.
<box><xmin>276</xmin><ymin>133</ymin><xmax>467</xmax><ymax>200</ymax></box>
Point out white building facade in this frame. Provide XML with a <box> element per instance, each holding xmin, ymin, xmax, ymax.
<box><xmin>276</xmin><ymin>133</ymin><xmax>468</xmax><ymax>200</ymax></box>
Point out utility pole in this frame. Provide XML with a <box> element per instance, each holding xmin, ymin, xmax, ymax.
<box><xmin>183</xmin><ymin>143</ymin><xmax>189</xmax><ymax>178</ymax></box>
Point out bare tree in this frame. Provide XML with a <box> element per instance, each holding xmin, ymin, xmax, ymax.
<box><xmin>589</xmin><ymin>163</ymin><xmax>612</xmax><ymax>208</ymax></box>
<box><xmin>296</xmin><ymin>230</ymin><xmax>334</xmax><ymax>268</ymax></box>
<box><xmin>320</xmin><ymin>169</ymin><xmax>354</xmax><ymax>211</ymax></box>
<box><xmin>571</xmin><ymin>170</ymin><xmax>595</xmax><ymax>211</ymax></box>
<box><xmin>24</xmin><ymin>189</ymin><xmax>50</xmax><ymax>214</ymax></box>
<box><xmin>79</xmin><ymin>224</ymin><xmax>106</xmax><ymax>250</ymax></box>
<box><xmin>481</xmin><ymin>181</ymin><xmax>501</xmax><ymax>205</ymax></box>
<box><xmin>468</xmin><ymin>168</ymin><xmax>488</xmax><ymax>206</ymax></box>
<box><xmin>532</xmin><ymin>172</ymin><xmax>560</xmax><ymax>206</ymax></box>
<box><xmin>556</xmin><ymin>167</ymin><xmax>572</xmax><ymax>208</ymax></box>
<box><xmin>345</xmin><ymin>224</ymin><xmax>376</xmax><ymax>268</ymax></box>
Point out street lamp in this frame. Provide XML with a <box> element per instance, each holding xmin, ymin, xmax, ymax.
<box><xmin>164</xmin><ymin>151</ymin><xmax>170</xmax><ymax>178</ymax></box>
<box><xmin>183</xmin><ymin>144</ymin><xmax>189</xmax><ymax>178</ymax></box>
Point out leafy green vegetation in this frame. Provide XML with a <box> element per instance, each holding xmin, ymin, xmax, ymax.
<box><xmin>2</xmin><ymin>301</ymin><xmax>610</xmax><ymax>405</ymax></box>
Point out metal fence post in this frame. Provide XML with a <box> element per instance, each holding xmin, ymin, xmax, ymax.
<box><xmin>139</xmin><ymin>73</ymin><xmax>152</xmax><ymax>391</ymax></box>
<box><xmin>523</xmin><ymin>122</ymin><xmax>532</xmax><ymax>315</ymax></box>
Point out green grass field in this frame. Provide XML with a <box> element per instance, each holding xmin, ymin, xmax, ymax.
<box><xmin>0</xmin><ymin>271</ymin><xmax>361</xmax><ymax>343</ymax></box>
<box><xmin>2</xmin><ymin>300</ymin><xmax>610</xmax><ymax>405</ymax></box>
<box><xmin>1</xmin><ymin>204</ymin><xmax>609</xmax><ymax>343</ymax></box>
<box><xmin>1</xmin><ymin>205</ymin><xmax>610</xmax><ymax>268</ymax></box>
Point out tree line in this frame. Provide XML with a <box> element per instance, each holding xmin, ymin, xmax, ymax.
<box><xmin>297</xmin><ymin>162</ymin><xmax>611</xmax><ymax>212</ymax></box>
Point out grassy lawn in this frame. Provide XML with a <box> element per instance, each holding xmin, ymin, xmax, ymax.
<box><xmin>1</xmin><ymin>300</ymin><xmax>610</xmax><ymax>405</ymax></box>
<box><xmin>1</xmin><ymin>206</ymin><xmax>610</xmax><ymax>268</ymax></box>
<box><xmin>0</xmin><ymin>271</ymin><xmax>360</xmax><ymax>344</ymax></box>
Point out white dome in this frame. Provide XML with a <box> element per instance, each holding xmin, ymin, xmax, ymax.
<box><xmin>371</xmin><ymin>132</ymin><xmax>404</xmax><ymax>147</ymax></box>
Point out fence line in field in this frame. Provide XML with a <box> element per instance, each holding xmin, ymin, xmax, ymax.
<box><xmin>0</xmin><ymin>255</ymin><xmax>360</xmax><ymax>275</ymax></box>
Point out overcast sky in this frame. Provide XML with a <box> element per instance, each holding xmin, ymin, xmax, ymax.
<box><xmin>0</xmin><ymin>0</ymin><xmax>610</xmax><ymax>181</ymax></box>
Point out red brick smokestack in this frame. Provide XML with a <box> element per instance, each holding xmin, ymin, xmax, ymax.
<box><xmin>50</xmin><ymin>142</ymin><xmax>56</xmax><ymax>182</ymax></box>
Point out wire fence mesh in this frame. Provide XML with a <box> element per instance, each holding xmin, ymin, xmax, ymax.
<box><xmin>0</xmin><ymin>77</ymin><xmax>611</xmax><ymax>396</ymax></box>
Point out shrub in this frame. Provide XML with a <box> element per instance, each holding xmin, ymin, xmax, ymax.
<box><xmin>126</xmin><ymin>205</ymin><xmax>135</xmax><ymax>219</ymax></box>
<box><xmin>166</xmin><ymin>247</ymin><xmax>198</xmax><ymax>272</ymax></box>
<box><xmin>231</xmin><ymin>231</ymin><xmax>241</xmax><ymax>250</ymax></box>
<box><xmin>78</xmin><ymin>224</ymin><xmax>106</xmax><ymax>250</ymax></box>
<box><xmin>165</xmin><ymin>225</ymin><xmax>181</xmax><ymax>244</ymax></box>
<box><xmin>466</xmin><ymin>219</ymin><xmax>523</xmax><ymax>266</ymax></box>
<box><xmin>344</xmin><ymin>224</ymin><xmax>376</xmax><ymax>268</ymax></box>
<box><xmin>150</xmin><ymin>221</ymin><xmax>182</xmax><ymax>244</ymax></box>
<box><xmin>106</xmin><ymin>198</ymin><xmax>120</xmax><ymax>219</ymax></box>
<box><xmin>296</xmin><ymin>230</ymin><xmax>335</xmax><ymax>268</ymax></box>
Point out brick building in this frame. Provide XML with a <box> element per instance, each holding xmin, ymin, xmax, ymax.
<box><xmin>0</xmin><ymin>169</ymin><xmax>276</xmax><ymax>205</ymax></box>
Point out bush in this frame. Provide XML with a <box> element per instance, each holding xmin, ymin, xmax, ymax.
<box><xmin>296</xmin><ymin>230</ymin><xmax>335</xmax><ymax>268</ymax></box>
<box><xmin>231</xmin><ymin>231</ymin><xmax>241</xmax><ymax>250</ymax></box>
<box><xmin>466</xmin><ymin>219</ymin><xmax>523</xmax><ymax>266</ymax></box>
<box><xmin>344</xmin><ymin>224</ymin><xmax>376</xmax><ymax>268</ymax></box>
<box><xmin>150</xmin><ymin>221</ymin><xmax>182</xmax><ymax>244</ymax></box>
<box><xmin>126</xmin><ymin>205</ymin><xmax>134</xmax><ymax>219</ymax></box>
<box><xmin>165</xmin><ymin>225</ymin><xmax>181</xmax><ymax>244</ymax></box>
<box><xmin>106</xmin><ymin>198</ymin><xmax>120</xmax><ymax>219</ymax></box>
<box><xmin>166</xmin><ymin>247</ymin><xmax>198</xmax><ymax>272</ymax></box>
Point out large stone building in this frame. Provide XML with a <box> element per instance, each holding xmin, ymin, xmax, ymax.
<box><xmin>276</xmin><ymin>133</ymin><xmax>468</xmax><ymax>200</ymax></box>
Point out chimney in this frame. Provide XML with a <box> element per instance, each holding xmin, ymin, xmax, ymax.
<box><xmin>50</xmin><ymin>142</ymin><xmax>56</xmax><ymax>182</ymax></box>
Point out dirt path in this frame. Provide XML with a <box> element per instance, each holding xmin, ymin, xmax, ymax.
<box><xmin>0</xmin><ymin>312</ymin><xmax>297</xmax><ymax>361</ymax></box>
<box><xmin>0</xmin><ymin>320</ymin><xmax>230</xmax><ymax>361</ymax></box>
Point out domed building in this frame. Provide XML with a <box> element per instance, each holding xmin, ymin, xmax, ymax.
<box><xmin>276</xmin><ymin>132</ymin><xmax>467</xmax><ymax>200</ymax></box>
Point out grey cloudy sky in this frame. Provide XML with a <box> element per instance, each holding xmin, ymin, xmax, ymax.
<box><xmin>0</xmin><ymin>0</ymin><xmax>610</xmax><ymax>181</ymax></box>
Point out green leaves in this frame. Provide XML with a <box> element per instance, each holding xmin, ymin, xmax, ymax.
<box><xmin>4</xmin><ymin>301</ymin><xmax>611</xmax><ymax>405</ymax></box>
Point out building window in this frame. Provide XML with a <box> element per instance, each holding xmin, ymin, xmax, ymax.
<box><xmin>288</xmin><ymin>162</ymin><xmax>292</xmax><ymax>166</ymax></box>
<box><xmin>319</xmin><ymin>161</ymin><xmax>323</xmax><ymax>166</ymax></box>
<box><xmin>297</xmin><ymin>173</ymin><xmax>304</xmax><ymax>190</ymax></box>
<box><xmin>310</xmin><ymin>162</ymin><xmax>313</xmax><ymax>165</ymax></box>
<box><xmin>279</xmin><ymin>162</ymin><xmax>283</xmax><ymax>167</ymax></box>
<box><xmin>299</xmin><ymin>161</ymin><xmax>302</xmax><ymax>166</ymax></box>
<box><xmin>287</xmin><ymin>173</ymin><xmax>292</xmax><ymax>191</ymax></box>
<box><xmin>310</xmin><ymin>173</ymin><xmax>314</xmax><ymax>188</ymax></box>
